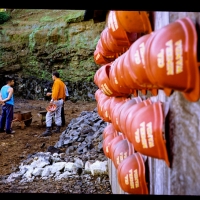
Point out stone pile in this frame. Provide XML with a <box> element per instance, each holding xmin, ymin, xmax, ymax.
<box><xmin>5</xmin><ymin>152</ymin><xmax>108</xmax><ymax>183</ymax></box>
<box><xmin>55</xmin><ymin>107</ymin><xmax>107</xmax><ymax>155</ymax></box>
<box><xmin>1</xmin><ymin>108</ymin><xmax>112</xmax><ymax>194</ymax></box>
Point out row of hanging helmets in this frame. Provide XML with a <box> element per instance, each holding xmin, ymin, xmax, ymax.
<box><xmin>95</xmin><ymin>89</ymin><xmax>169</xmax><ymax>194</ymax></box>
<box><xmin>94</xmin><ymin>11</ymin><xmax>199</xmax><ymax>102</ymax></box>
<box><xmin>93</xmin><ymin>10</ymin><xmax>199</xmax><ymax>194</ymax></box>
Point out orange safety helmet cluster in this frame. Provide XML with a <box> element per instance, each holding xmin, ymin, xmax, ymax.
<box><xmin>99</xmin><ymin>96</ymin><xmax>170</xmax><ymax>194</ymax></box>
<box><xmin>93</xmin><ymin>12</ymin><xmax>199</xmax><ymax>194</ymax></box>
<box><xmin>95</xmin><ymin>13</ymin><xmax>199</xmax><ymax>102</ymax></box>
<box><xmin>144</xmin><ymin>17</ymin><xmax>199</xmax><ymax>102</ymax></box>
<box><xmin>95</xmin><ymin>89</ymin><xmax>129</xmax><ymax>123</ymax></box>
<box><xmin>101</xmin><ymin>118</ymin><xmax>149</xmax><ymax>194</ymax></box>
<box><xmin>99</xmin><ymin>96</ymin><xmax>170</xmax><ymax>166</ymax></box>
<box><xmin>94</xmin><ymin>11</ymin><xmax>152</xmax><ymax>66</ymax></box>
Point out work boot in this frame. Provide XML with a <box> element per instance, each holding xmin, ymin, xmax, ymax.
<box><xmin>52</xmin><ymin>126</ymin><xmax>61</xmax><ymax>133</ymax></box>
<box><xmin>6</xmin><ymin>129</ymin><xmax>15</xmax><ymax>134</ymax></box>
<box><xmin>7</xmin><ymin>130</ymin><xmax>15</xmax><ymax>134</ymax></box>
<box><xmin>41</xmin><ymin>127</ymin><xmax>52</xmax><ymax>137</ymax></box>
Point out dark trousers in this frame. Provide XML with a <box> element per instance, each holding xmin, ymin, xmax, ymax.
<box><xmin>61</xmin><ymin>102</ymin><xmax>65</xmax><ymax>126</ymax></box>
<box><xmin>0</xmin><ymin>104</ymin><xmax>13</xmax><ymax>133</ymax></box>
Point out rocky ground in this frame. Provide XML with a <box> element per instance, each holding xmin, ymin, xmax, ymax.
<box><xmin>0</xmin><ymin>98</ymin><xmax>112</xmax><ymax>194</ymax></box>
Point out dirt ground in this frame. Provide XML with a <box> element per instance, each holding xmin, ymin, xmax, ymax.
<box><xmin>0</xmin><ymin>98</ymin><xmax>97</xmax><ymax>176</ymax></box>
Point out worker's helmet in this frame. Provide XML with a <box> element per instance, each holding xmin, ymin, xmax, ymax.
<box><xmin>103</xmin><ymin>134</ymin><xmax>115</xmax><ymax>159</ymax></box>
<box><xmin>129</xmin><ymin>101</ymin><xmax>170</xmax><ymax>167</ymax></box>
<box><xmin>116</xmin><ymin>11</ymin><xmax>152</xmax><ymax>34</ymax></box>
<box><xmin>144</xmin><ymin>17</ymin><xmax>199</xmax><ymax>102</ymax></box>
<box><xmin>117</xmin><ymin>152</ymin><xmax>149</xmax><ymax>194</ymax></box>
<box><xmin>112</xmin><ymin>139</ymin><xmax>135</xmax><ymax>169</ymax></box>
<box><xmin>103</xmin><ymin>123</ymin><xmax>118</xmax><ymax>139</ymax></box>
<box><xmin>46</xmin><ymin>103</ymin><xmax>57</xmax><ymax>112</ymax></box>
<box><xmin>125</xmin><ymin>99</ymin><xmax>152</xmax><ymax>143</ymax></box>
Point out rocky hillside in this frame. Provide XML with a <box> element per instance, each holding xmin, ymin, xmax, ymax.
<box><xmin>0</xmin><ymin>9</ymin><xmax>105</xmax><ymax>83</ymax></box>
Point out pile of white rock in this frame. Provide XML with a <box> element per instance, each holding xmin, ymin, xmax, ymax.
<box><xmin>5</xmin><ymin>108</ymin><xmax>109</xmax><ymax>184</ymax></box>
<box><xmin>6</xmin><ymin>152</ymin><xmax>108</xmax><ymax>183</ymax></box>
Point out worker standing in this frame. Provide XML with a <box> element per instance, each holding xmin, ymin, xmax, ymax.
<box><xmin>41</xmin><ymin>71</ymin><xmax>66</xmax><ymax>137</ymax></box>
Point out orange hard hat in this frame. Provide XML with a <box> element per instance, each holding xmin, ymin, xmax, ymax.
<box><xmin>110</xmin><ymin>98</ymin><xmax>131</xmax><ymax>132</ymax></box>
<box><xmin>109</xmin><ymin>134</ymin><xmax>126</xmax><ymax>162</ymax></box>
<box><xmin>117</xmin><ymin>50</ymin><xmax>149</xmax><ymax>96</ymax></box>
<box><xmin>95</xmin><ymin>38</ymin><xmax>117</xmax><ymax>62</ymax></box>
<box><xmin>103</xmin><ymin>123</ymin><xmax>118</xmax><ymax>139</ymax></box>
<box><xmin>129</xmin><ymin>101</ymin><xmax>170</xmax><ymax>167</ymax></box>
<box><xmin>96</xmin><ymin>64</ymin><xmax>129</xmax><ymax>97</ymax></box>
<box><xmin>96</xmin><ymin>94</ymin><xmax>110</xmax><ymax>120</ymax></box>
<box><xmin>126</xmin><ymin>33</ymin><xmax>160</xmax><ymax>91</ymax></box>
<box><xmin>116</xmin><ymin>11</ymin><xmax>152</xmax><ymax>34</ymax></box>
<box><xmin>110</xmin><ymin>53</ymin><xmax>129</xmax><ymax>87</ymax></box>
<box><xmin>94</xmin><ymin>89</ymin><xmax>104</xmax><ymax>102</ymax></box>
<box><xmin>112</xmin><ymin>139</ymin><xmax>135</xmax><ymax>169</ymax></box>
<box><xmin>103</xmin><ymin>134</ymin><xmax>115</xmax><ymax>159</ymax></box>
<box><xmin>108</xmin><ymin>10</ymin><xmax>140</xmax><ymax>45</ymax></box>
<box><xmin>100</xmin><ymin>28</ymin><xmax>114</xmax><ymax>53</ymax></box>
<box><xmin>94</xmin><ymin>49</ymin><xmax>112</xmax><ymax>66</ymax></box>
<box><xmin>46</xmin><ymin>103</ymin><xmax>57</xmax><ymax>112</ymax></box>
<box><xmin>96</xmin><ymin>88</ymin><xmax>110</xmax><ymax>102</ymax></box>
<box><xmin>94</xmin><ymin>64</ymin><xmax>113</xmax><ymax>93</ymax></box>
<box><xmin>94</xmin><ymin>68</ymin><xmax>101</xmax><ymax>87</ymax></box>
<box><xmin>120</xmin><ymin>50</ymin><xmax>143</xmax><ymax>90</ymax></box>
<box><xmin>117</xmin><ymin>98</ymin><xmax>140</xmax><ymax>134</ymax></box>
<box><xmin>98</xmin><ymin>97</ymin><xmax>112</xmax><ymax>123</ymax></box>
<box><xmin>109</xmin><ymin>51</ymin><xmax>147</xmax><ymax>94</ymax></box>
<box><xmin>106</xmin><ymin>30</ymin><xmax>131</xmax><ymax>53</ymax></box>
<box><xmin>102</xmin><ymin>27</ymin><xmax>124</xmax><ymax>54</ymax></box>
<box><xmin>109</xmin><ymin>96</ymin><xmax>130</xmax><ymax>119</ymax></box>
<box><xmin>109</xmin><ymin>59</ymin><xmax>134</xmax><ymax>95</ymax></box>
<box><xmin>98</xmin><ymin>33</ymin><xmax>120</xmax><ymax>62</ymax></box>
<box><xmin>117</xmin><ymin>152</ymin><xmax>149</xmax><ymax>194</ymax></box>
<box><xmin>144</xmin><ymin>17</ymin><xmax>199</xmax><ymax>102</ymax></box>
<box><xmin>107</xmin><ymin>11</ymin><xmax>131</xmax><ymax>45</ymax></box>
<box><xmin>125</xmin><ymin>99</ymin><xmax>152</xmax><ymax>143</ymax></box>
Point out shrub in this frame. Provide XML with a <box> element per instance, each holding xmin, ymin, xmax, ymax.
<box><xmin>0</xmin><ymin>12</ymin><xmax>10</xmax><ymax>24</ymax></box>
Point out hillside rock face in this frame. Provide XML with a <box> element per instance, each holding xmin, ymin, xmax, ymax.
<box><xmin>0</xmin><ymin>9</ymin><xmax>106</xmax><ymax>101</ymax></box>
<box><xmin>0</xmin><ymin>9</ymin><xmax>105</xmax><ymax>100</ymax></box>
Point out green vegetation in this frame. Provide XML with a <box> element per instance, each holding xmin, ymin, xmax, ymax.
<box><xmin>40</xmin><ymin>70</ymin><xmax>51</xmax><ymax>80</ymax></box>
<box><xmin>22</xmin><ymin>56</ymin><xmax>53</xmax><ymax>80</ymax></box>
<box><xmin>63</xmin><ymin>11</ymin><xmax>84</xmax><ymax>23</ymax></box>
<box><xmin>57</xmin><ymin>69</ymin><xmax>67</xmax><ymax>80</ymax></box>
<box><xmin>28</xmin><ymin>27</ymin><xmax>41</xmax><ymax>52</ymax></box>
<box><xmin>28</xmin><ymin>56</ymin><xmax>38</xmax><ymax>66</ymax></box>
<box><xmin>93</xmin><ymin>35</ymin><xmax>100</xmax><ymax>48</ymax></box>
<box><xmin>22</xmin><ymin>66</ymin><xmax>52</xmax><ymax>81</ymax></box>
<box><xmin>40</xmin><ymin>16</ymin><xmax>53</xmax><ymax>22</ymax></box>
<box><xmin>86</xmin><ymin>71</ymin><xmax>95</xmax><ymax>82</ymax></box>
<box><xmin>0</xmin><ymin>9</ymin><xmax>102</xmax><ymax>85</ymax></box>
<box><xmin>0</xmin><ymin>11</ymin><xmax>10</xmax><ymax>24</ymax></box>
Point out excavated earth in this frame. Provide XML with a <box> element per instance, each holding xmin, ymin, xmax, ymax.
<box><xmin>0</xmin><ymin>98</ymin><xmax>112</xmax><ymax>194</ymax></box>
